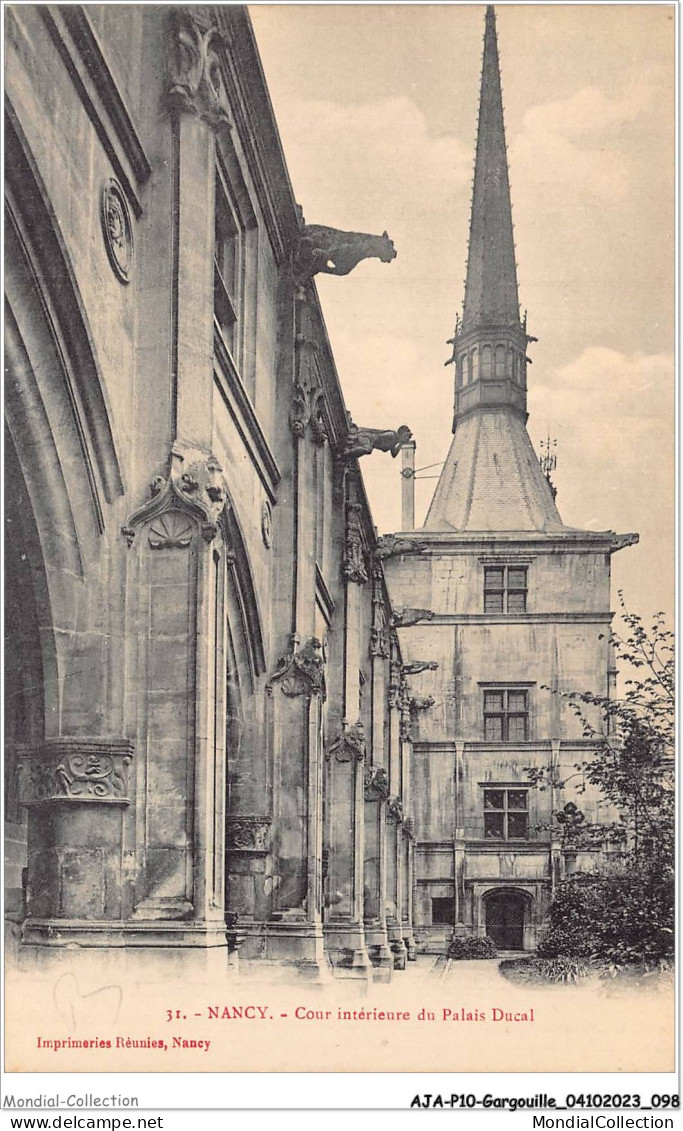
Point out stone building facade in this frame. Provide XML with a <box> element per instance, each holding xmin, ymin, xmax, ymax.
<box><xmin>383</xmin><ymin>7</ymin><xmax>637</xmax><ymax>954</ymax></box>
<box><xmin>4</xmin><ymin>3</ymin><xmax>418</xmax><ymax>983</ymax></box>
<box><xmin>4</xmin><ymin>3</ymin><xmax>635</xmax><ymax>982</ymax></box>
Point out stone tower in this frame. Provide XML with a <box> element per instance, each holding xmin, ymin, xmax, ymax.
<box><xmin>383</xmin><ymin>6</ymin><xmax>638</xmax><ymax>954</ymax></box>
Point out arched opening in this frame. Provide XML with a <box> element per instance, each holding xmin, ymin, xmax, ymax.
<box><xmin>481</xmin><ymin>345</ymin><xmax>492</xmax><ymax>378</ymax></box>
<box><xmin>485</xmin><ymin>890</ymin><xmax>526</xmax><ymax>950</ymax></box>
<box><xmin>495</xmin><ymin>344</ymin><xmax>506</xmax><ymax>378</ymax></box>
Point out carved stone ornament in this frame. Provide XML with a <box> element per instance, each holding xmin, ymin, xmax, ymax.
<box><xmin>402</xmin><ymin>660</ymin><xmax>439</xmax><ymax>675</ymax></box>
<box><xmin>399</xmin><ymin>682</ymin><xmax>413</xmax><ymax>742</ymax></box>
<box><xmin>369</xmin><ymin>627</ymin><xmax>390</xmax><ymax>659</ymax></box>
<box><xmin>101</xmin><ymin>179</ymin><xmax>133</xmax><ymax>283</ymax></box>
<box><xmin>292</xmin><ymin>222</ymin><xmax>396</xmax><ymax>286</ymax></box>
<box><xmin>403</xmin><ymin>817</ymin><xmax>415</xmax><ymax>840</ymax></box>
<box><xmin>328</xmin><ymin>719</ymin><xmax>366</xmax><ymax>763</ymax></box>
<box><xmin>387</xmin><ymin>795</ymin><xmax>404</xmax><ymax>825</ymax></box>
<box><xmin>290</xmin><ymin>301</ymin><xmax>328</xmax><ymax>443</ymax></box>
<box><xmin>388</xmin><ymin>661</ymin><xmax>403</xmax><ymax>710</ymax></box>
<box><xmin>18</xmin><ymin>739</ymin><xmax>134</xmax><ymax>805</ymax></box>
<box><xmin>122</xmin><ymin>448</ymin><xmax>228</xmax><ymax>548</ymax></box>
<box><xmin>375</xmin><ymin>534</ymin><xmax>428</xmax><ymax>560</ymax></box>
<box><xmin>167</xmin><ymin>8</ymin><xmax>232</xmax><ymax>131</ymax></box>
<box><xmin>391</xmin><ymin>607</ymin><xmax>435</xmax><ymax>628</ymax></box>
<box><xmin>267</xmin><ymin>635</ymin><xmax>325</xmax><ymax>699</ymax></box>
<box><xmin>611</xmin><ymin>532</ymin><xmax>640</xmax><ymax>552</ymax></box>
<box><xmin>226</xmin><ymin>815</ymin><xmax>272</xmax><ymax>853</ymax></box>
<box><xmin>342</xmin><ymin>415</ymin><xmax>413</xmax><ymax>464</ymax></box>
<box><xmin>410</xmin><ymin>694</ymin><xmax>436</xmax><ymax>713</ymax></box>
<box><xmin>343</xmin><ymin>502</ymin><xmax>368</xmax><ymax>584</ymax></box>
<box><xmin>261</xmin><ymin>499</ymin><xmax>273</xmax><ymax>548</ymax></box>
<box><xmin>364</xmin><ymin>765</ymin><xmax>389</xmax><ymax>802</ymax></box>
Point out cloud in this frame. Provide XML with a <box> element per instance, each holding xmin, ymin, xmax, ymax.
<box><xmin>528</xmin><ymin>347</ymin><xmax>674</xmax><ymax>616</ymax></box>
<box><xmin>273</xmin><ymin>96</ymin><xmax>472</xmax><ymax>228</ymax></box>
<box><xmin>510</xmin><ymin>80</ymin><xmax>656</xmax><ymax>200</ymax></box>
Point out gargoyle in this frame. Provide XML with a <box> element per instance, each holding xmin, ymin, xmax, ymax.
<box><xmin>375</xmin><ymin>534</ymin><xmax>428</xmax><ymax>560</ymax></box>
<box><xmin>610</xmin><ymin>532</ymin><xmax>639</xmax><ymax>552</ymax></box>
<box><xmin>293</xmin><ymin>223</ymin><xmax>396</xmax><ymax>284</ymax></box>
<box><xmin>342</xmin><ymin>418</ymin><xmax>412</xmax><ymax>464</ymax></box>
<box><xmin>391</xmin><ymin>607</ymin><xmax>435</xmax><ymax>628</ymax></box>
<box><xmin>402</xmin><ymin>661</ymin><xmax>439</xmax><ymax>675</ymax></box>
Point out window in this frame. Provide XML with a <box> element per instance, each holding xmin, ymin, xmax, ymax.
<box><xmin>484</xmin><ymin>789</ymin><xmax>529</xmax><ymax>839</ymax></box>
<box><xmin>214</xmin><ymin>172</ymin><xmax>241</xmax><ymax>358</ymax></box>
<box><xmin>432</xmin><ymin>897</ymin><xmax>455</xmax><ymax>925</ymax></box>
<box><xmin>481</xmin><ymin>344</ymin><xmax>492</xmax><ymax>378</ymax></box>
<box><xmin>495</xmin><ymin>344</ymin><xmax>506</xmax><ymax>377</ymax></box>
<box><xmin>483</xmin><ymin>689</ymin><xmax>528</xmax><ymax>742</ymax></box>
<box><xmin>461</xmin><ymin>352</ymin><xmax>469</xmax><ymax>386</ymax></box>
<box><xmin>484</xmin><ymin>564</ymin><xmax>527</xmax><ymax>613</ymax></box>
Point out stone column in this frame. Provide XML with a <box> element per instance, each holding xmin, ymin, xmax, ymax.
<box><xmin>323</xmin><ymin>502</ymin><xmax>372</xmax><ymax>979</ymax></box>
<box><xmin>385</xmin><ymin>655</ymin><xmax>407</xmax><ymax>968</ymax></box>
<box><xmin>260</xmin><ymin>294</ymin><xmax>329</xmax><ymax>977</ymax></box>
<box><xmin>363</xmin><ymin>767</ymin><xmax>392</xmax><ymax>980</ymax></box>
<box><xmin>362</xmin><ymin>563</ymin><xmax>393</xmax><ymax>979</ymax></box>
<box><xmin>265</xmin><ymin>636</ymin><xmax>327</xmax><ymax>975</ymax></box>
<box><xmin>453</xmin><ymin>738</ymin><xmax>468</xmax><ymax>939</ymax></box>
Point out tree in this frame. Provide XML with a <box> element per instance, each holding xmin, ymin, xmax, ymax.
<box><xmin>536</xmin><ymin>598</ymin><xmax>674</xmax><ymax>966</ymax></box>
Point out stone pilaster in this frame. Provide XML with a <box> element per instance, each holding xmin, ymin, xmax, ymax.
<box><xmin>323</xmin><ymin>499</ymin><xmax>372</xmax><ymax>979</ymax></box>
<box><xmin>265</xmin><ymin>635</ymin><xmax>328</xmax><ymax>976</ymax></box>
<box><xmin>363</xmin><ymin>766</ymin><xmax>392</xmax><ymax>980</ymax></box>
<box><xmin>118</xmin><ymin>452</ymin><xmax>233</xmax><ymax>972</ymax></box>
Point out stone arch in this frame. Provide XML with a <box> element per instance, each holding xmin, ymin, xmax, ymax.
<box><xmin>481</xmin><ymin>885</ymin><xmax>535</xmax><ymax>951</ymax></box>
<box><xmin>5</xmin><ymin>102</ymin><xmax>124</xmax><ymax>518</ymax></box>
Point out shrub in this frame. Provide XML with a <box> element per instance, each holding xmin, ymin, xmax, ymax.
<box><xmin>499</xmin><ymin>956</ymin><xmax>592</xmax><ymax>985</ymax></box>
<box><xmin>537</xmin><ymin>873</ymin><xmax>674</xmax><ymax>966</ymax></box>
<box><xmin>448</xmin><ymin>935</ymin><xmax>497</xmax><ymax>960</ymax></box>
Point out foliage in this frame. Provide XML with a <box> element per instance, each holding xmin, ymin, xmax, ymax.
<box><xmin>531</xmin><ymin>600</ymin><xmax>674</xmax><ymax>967</ymax></box>
<box><xmin>536</xmin><ymin>873</ymin><xmax>674</xmax><ymax>966</ymax></box>
<box><xmin>448</xmin><ymin>935</ymin><xmax>497</xmax><ymax>960</ymax></box>
<box><xmin>499</xmin><ymin>956</ymin><xmax>592</xmax><ymax>985</ymax></box>
<box><xmin>557</xmin><ymin>598</ymin><xmax>674</xmax><ymax>869</ymax></box>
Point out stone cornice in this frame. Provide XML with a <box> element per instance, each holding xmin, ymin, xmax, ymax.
<box><xmin>383</xmin><ymin>530</ymin><xmax>631</xmax><ymax>551</ymax></box>
<box><xmin>397</xmin><ymin>612</ymin><xmax>614</xmax><ymax>626</ymax></box>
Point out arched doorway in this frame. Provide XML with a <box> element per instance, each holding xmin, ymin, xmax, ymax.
<box><xmin>485</xmin><ymin>890</ymin><xmax>525</xmax><ymax>950</ymax></box>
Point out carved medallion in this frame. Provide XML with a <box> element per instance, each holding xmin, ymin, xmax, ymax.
<box><xmin>261</xmin><ymin>500</ymin><xmax>272</xmax><ymax>548</ymax></box>
<box><xmin>101</xmin><ymin>179</ymin><xmax>133</xmax><ymax>283</ymax></box>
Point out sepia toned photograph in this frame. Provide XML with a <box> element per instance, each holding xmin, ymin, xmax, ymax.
<box><xmin>3</xmin><ymin>1</ymin><xmax>675</xmax><ymax>1077</ymax></box>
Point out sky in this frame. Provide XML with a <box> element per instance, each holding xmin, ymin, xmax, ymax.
<box><xmin>249</xmin><ymin>3</ymin><xmax>675</xmax><ymax>624</ymax></box>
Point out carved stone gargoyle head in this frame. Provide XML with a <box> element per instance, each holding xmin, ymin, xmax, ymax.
<box><xmin>292</xmin><ymin>223</ymin><xmax>397</xmax><ymax>285</ymax></box>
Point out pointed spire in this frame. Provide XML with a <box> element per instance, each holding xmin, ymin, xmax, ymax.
<box><xmin>462</xmin><ymin>6</ymin><xmax>520</xmax><ymax>331</ymax></box>
<box><xmin>425</xmin><ymin>7</ymin><xmax>562</xmax><ymax>532</ymax></box>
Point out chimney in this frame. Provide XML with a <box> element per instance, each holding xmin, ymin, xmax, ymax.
<box><xmin>401</xmin><ymin>441</ymin><xmax>416</xmax><ymax>530</ymax></box>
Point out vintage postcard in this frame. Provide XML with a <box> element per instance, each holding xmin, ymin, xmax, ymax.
<box><xmin>3</xmin><ymin>1</ymin><xmax>675</xmax><ymax>1081</ymax></box>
